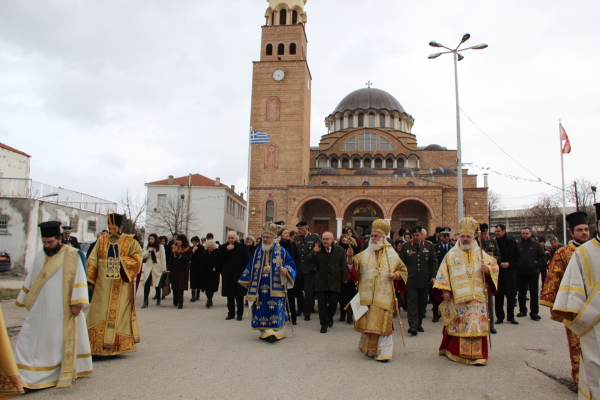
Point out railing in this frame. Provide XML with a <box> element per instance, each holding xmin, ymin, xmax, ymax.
<box><xmin>0</xmin><ymin>178</ymin><xmax>116</xmax><ymax>214</ymax></box>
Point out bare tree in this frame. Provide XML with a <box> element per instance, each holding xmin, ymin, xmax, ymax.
<box><xmin>566</xmin><ymin>176</ymin><xmax>599</xmax><ymax>227</ymax></box>
<box><xmin>488</xmin><ymin>190</ymin><xmax>503</xmax><ymax>221</ymax></box>
<box><xmin>520</xmin><ymin>194</ymin><xmax>561</xmax><ymax>238</ymax></box>
<box><xmin>116</xmin><ymin>188</ymin><xmax>147</xmax><ymax>238</ymax></box>
<box><xmin>145</xmin><ymin>195</ymin><xmax>202</xmax><ymax>238</ymax></box>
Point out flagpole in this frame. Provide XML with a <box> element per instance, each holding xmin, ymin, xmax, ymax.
<box><xmin>246</xmin><ymin>126</ymin><xmax>252</xmax><ymax>239</ymax></box>
<box><xmin>559</xmin><ymin>119</ymin><xmax>567</xmax><ymax>245</ymax></box>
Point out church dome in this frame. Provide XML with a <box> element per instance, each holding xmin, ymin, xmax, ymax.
<box><xmin>332</xmin><ymin>87</ymin><xmax>406</xmax><ymax>114</ymax></box>
<box><xmin>317</xmin><ymin>167</ymin><xmax>340</xmax><ymax>175</ymax></box>
<box><xmin>424</xmin><ymin>144</ymin><xmax>446</xmax><ymax>151</ymax></box>
<box><xmin>392</xmin><ymin>167</ymin><xmax>414</xmax><ymax>176</ymax></box>
<box><xmin>354</xmin><ymin>167</ymin><xmax>378</xmax><ymax>175</ymax></box>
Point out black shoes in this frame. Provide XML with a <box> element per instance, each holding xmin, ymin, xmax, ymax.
<box><xmin>237</xmin><ymin>315</ymin><xmax>243</xmax><ymax>321</ymax></box>
<box><xmin>190</xmin><ymin>297</ymin><xmax>196</xmax><ymax>302</ymax></box>
<box><xmin>432</xmin><ymin>317</ymin><xmax>440</xmax><ymax>323</ymax></box>
<box><xmin>339</xmin><ymin>314</ymin><xmax>346</xmax><ymax>322</ymax></box>
<box><xmin>408</xmin><ymin>328</ymin><xmax>417</xmax><ymax>336</ymax></box>
<box><xmin>141</xmin><ymin>300</ymin><xmax>149</xmax><ymax>309</ymax></box>
<box><xmin>226</xmin><ymin>315</ymin><xmax>235</xmax><ymax>320</ymax></box>
<box><xmin>508</xmin><ymin>319</ymin><xmax>519</xmax><ymax>325</ymax></box>
<box><xmin>206</xmin><ymin>302</ymin><xmax>210</xmax><ymax>308</ymax></box>
<box><xmin>320</xmin><ymin>326</ymin><xmax>327</xmax><ymax>333</ymax></box>
<box><xmin>530</xmin><ymin>314</ymin><xmax>541</xmax><ymax>321</ymax></box>
<box><xmin>516</xmin><ymin>312</ymin><xmax>527</xmax><ymax>317</ymax></box>
<box><xmin>152</xmin><ymin>294</ymin><xmax>158</xmax><ymax>300</ymax></box>
<box><xmin>304</xmin><ymin>316</ymin><xmax>310</xmax><ymax>321</ymax></box>
<box><xmin>491</xmin><ymin>327</ymin><xmax>497</xmax><ymax>334</ymax></box>
<box><xmin>328</xmin><ymin>319</ymin><xmax>333</xmax><ymax>328</ymax></box>
<box><xmin>495</xmin><ymin>320</ymin><xmax>503</xmax><ymax>324</ymax></box>
<box><xmin>178</xmin><ymin>304</ymin><xmax>183</xmax><ymax>309</ymax></box>
<box><xmin>417</xmin><ymin>326</ymin><xmax>424</xmax><ymax>333</ymax></box>
<box><xmin>156</xmin><ymin>298</ymin><xmax>160</xmax><ymax>306</ymax></box>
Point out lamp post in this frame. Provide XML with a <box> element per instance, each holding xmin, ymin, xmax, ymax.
<box><xmin>428</xmin><ymin>34</ymin><xmax>488</xmax><ymax>221</ymax></box>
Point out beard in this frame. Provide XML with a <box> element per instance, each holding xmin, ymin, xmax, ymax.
<box><xmin>460</xmin><ymin>241</ymin><xmax>473</xmax><ymax>251</ymax></box>
<box><xmin>262</xmin><ymin>242</ymin><xmax>274</xmax><ymax>252</ymax></box>
<box><xmin>369</xmin><ymin>238</ymin><xmax>384</xmax><ymax>252</ymax></box>
<box><xmin>43</xmin><ymin>243</ymin><xmax>62</xmax><ymax>256</ymax></box>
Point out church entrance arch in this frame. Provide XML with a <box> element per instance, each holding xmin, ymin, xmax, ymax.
<box><xmin>296</xmin><ymin>197</ymin><xmax>338</xmax><ymax>236</ymax></box>
<box><xmin>342</xmin><ymin>198</ymin><xmax>385</xmax><ymax>236</ymax></box>
<box><xmin>390</xmin><ymin>198</ymin><xmax>434</xmax><ymax>239</ymax></box>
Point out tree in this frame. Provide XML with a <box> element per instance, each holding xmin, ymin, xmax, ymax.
<box><xmin>520</xmin><ymin>194</ymin><xmax>561</xmax><ymax>238</ymax></box>
<box><xmin>145</xmin><ymin>195</ymin><xmax>202</xmax><ymax>238</ymax></box>
<box><xmin>488</xmin><ymin>190</ymin><xmax>503</xmax><ymax>221</ymax></box>
<box><xmin>566</xmin><ymin>177</ymin><xmax>599</xmax><ymax>227</ymax></box>
<box><xmin>116</xmin><ymin>188</ymin><xmax>147</xmax><ymax>238</ymax></box>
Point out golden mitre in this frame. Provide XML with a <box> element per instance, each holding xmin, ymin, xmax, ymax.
<box><xmin>371</xmin><ymin>219</ymin><xmax>390</xmax><ymax>236</ymax></box>
<box><xmin>262</xmin><ymin>221</ymin><xmax>281</xmax><ymax>236</ymax></box>
<box><xmin>458</xmin><ymin>217</ymin><xmax>479</xmax><ymax>235</ymax></box>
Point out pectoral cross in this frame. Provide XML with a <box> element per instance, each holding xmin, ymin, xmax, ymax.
<box><xmin>365</xmin><ymin>80</ymin><xmax>373</xmax><ymax>88</ymax></box>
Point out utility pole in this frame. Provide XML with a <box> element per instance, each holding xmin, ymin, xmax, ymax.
<box><xmin>574</xmin><ymin>181</ymin><xmax>579</xmax><ymax>211</ymax></box>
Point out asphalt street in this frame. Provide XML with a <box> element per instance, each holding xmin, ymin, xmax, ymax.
<box><xmin>1</xmin><ymin>278</ymin><xmax>577</xmax><ymax>400</ymax></box>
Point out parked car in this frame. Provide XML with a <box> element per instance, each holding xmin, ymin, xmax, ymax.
<box><xmin>0</xmin><ymin>251</ymin><xmax>11</xmax><ymax>272</ymax></box>
<box><xmin>79</xmin><ymin>242</ymin><xmax>94</xmax><ymax>255</ymax></box>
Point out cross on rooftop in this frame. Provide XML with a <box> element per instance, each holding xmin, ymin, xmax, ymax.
<box><xmin>365</xmin><ymin>81</ymin><xmax>372</xmax><ymax>88</ymax></box>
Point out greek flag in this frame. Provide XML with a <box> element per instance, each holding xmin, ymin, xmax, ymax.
<box><xmin>250</xmin><ymin>131</ymin><xmax>270</xmax><ymax>144</ymax></box>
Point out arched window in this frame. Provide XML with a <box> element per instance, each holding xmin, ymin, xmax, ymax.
<box><xmin>380</xmin><ymin>136</ymin><xmax>394</xmax><ymax>150</ymax></box>
<box><xmin>331</xmin><ymin>158</ymin><xmax>339</xmax><ymax>168</ymax></box>
<box><xmin>279</xmin><ymin>9</ymin><xmax>287</xmax><ymax>25</ymax></box>
<box><xmin>380</xmin><ymin>114</ymin><xmax>386</xmax><ymax>127</ymax></box>
<box><xmin>339</xmin><ymin>117</ymin><xmax>344</xmax><ymax>130</ymax></box>
<box><xmin>266</xmin><ymin>44</ymin><xmax>273</xmax><ymax>56</ymax></box>
<box><xmin>362</xmin><ymin>181</ymin><xmax>370</xmax><ymax>186</ymax></box>
<box><xmin>348</xmin><ymin>115</ymin><xmax>354</xmax><ymax>128</ymax></box>
<box><xmin>364</xmin><ymin>158</ymin><xmax>371</xmax><ymax>168</ymax></box>
<box><xmin>397</xmin><ymin>158</ymin><xmax>405</xmax><ymax>167</ymax></box>
<box><xmin>407</xmin><ymin>181</ymin><xmax>414</xmax><ymax>186</ymax></box>
<box><xmin>368</xmin><ymin>113</ymin><xmax>375</xmax><ymax>127</ymax></box>
<box><xmin>341</xmin><ymin>136</ymin><xmax>355</xmax><ymax>150</ymax></box>
<box><xmin>292</xmin><ymin>10</ymin><xmax>298</xmax><ymax>24</ymax></box>
<box><xmin>352</xmin><ymin>158</ymin><xmax>360</xmax><ymax>168</ymax></box>
<box><xmin>385</xmin><ymin>158</ymin><xmax>394</xmax><ymax>168</ymax></box>
<box><xmin>290</xmin><ymin>43</ymin><xmax>296</xmax><ymax>55</ymax></box>
<box><xmin>389</xmin><ymin>116</ymin><xmax>395</xmax><ymax>129</ymax></box>
<box><xmin>375</xmin><ymin>159</ymin><xmax>382</xmax><ymax>168</ymax></box>
<box><xmin>321</xmin><ymin>181</ymin><xmax>329</xmax><ymax>186</ymax></box>
<box><xmin>358</xmin><ymin>113</ymin><xmax>364</xmax><ymax>127</ymax></box>
<box><xmin>277</xmin><ymin>43</ymin><xmax>285</xmax><ymax>55</ymax></box>
<box><xmin>266</xmin><ymin>200</ymin><xmax>274</xmax><ymax>221</ymax></box>
<box><xmin>271</xmin><ymin>12</ymin><xmax>275</xmax><ymax>25</ymax></box>
<box><xmin>358</xmin><ymin>133</ymin><xmax>377</xmax><ymax>150</ymax></box>
<box><xmin>342</xmin><ymin>158</ymin><xmax>349</xmax><ymax>168</ymax></box>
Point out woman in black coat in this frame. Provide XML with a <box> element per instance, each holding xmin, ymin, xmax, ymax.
<box><xmin>199</xmin><ymin>240</ymin><xmax>221</xmax><ymax>308</ymax></box>
<box><xmin>338</xmin><ymin>234</ymin><xmax>359</xmax><ymax>324</ymax></box>
<box><xmin>168</xmin><ymin>234</ymin><xmax>192</xmax><ymax>309</ymax></box>
<box><xmin>189</xmin><ymin>236</ymin><xmax>204</xmax><ymax>302</ymax></box>
<box><xmin>278</xmin><ymin>228</ymin><xmax>302</xmax><ymax>324</ymax></box>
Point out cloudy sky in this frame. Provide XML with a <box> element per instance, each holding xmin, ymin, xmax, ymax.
<box><xmin>1</xmin><ymin>0</ymin><xmax>598</xmax><ymax>211</ymax></box>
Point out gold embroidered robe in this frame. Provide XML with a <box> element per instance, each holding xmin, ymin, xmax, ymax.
<box><xmin>86</xmin><ymin>233</ymin><xmax>143</xmax><ymax>356</ymax></box>
<box><xmin>0</xmin><ymin>304</ymin><xmax>23</xmax><ymax>399</ymax></box>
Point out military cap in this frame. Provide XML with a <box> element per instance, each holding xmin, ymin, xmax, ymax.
<box><xmin>440</xmin><ymin>227</ymin><xmax>452</xmax><ymax>235</ymax></box>
<box><xmin>479</xmin><ymin>223</ymin><xmax>489</xmax><ymax>232</ymax></box>
<box><xmin>61</xmin><ymin>226</ymin><xmax>73</xmax><ymax>234</ymax></box>
<box><xmin>410</xmin><ymin>226</ymin><xmax>422</xmax><ymax>234</ymax></box>
<box><xmin>295</xmin><ymin>221</ymin><xmax>308</xmax><ymax>228</ymax></box>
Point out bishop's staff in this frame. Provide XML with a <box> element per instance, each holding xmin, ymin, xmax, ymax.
<box><xmin>476</xmin><ymin>225</ymin><xmax>492</xmax><ymax>349</ymax></box>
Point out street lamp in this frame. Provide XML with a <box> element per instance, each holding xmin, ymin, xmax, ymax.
<box><xmin>428</xmin><ymin>33</ymin><xmax>488</xmax><ymax>221</ymax></box>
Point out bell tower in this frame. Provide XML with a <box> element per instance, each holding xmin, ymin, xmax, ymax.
<box><xmin>247</xmin><ymin>0</ymin><xmax>311</xmax><ymax>234</ymax></box>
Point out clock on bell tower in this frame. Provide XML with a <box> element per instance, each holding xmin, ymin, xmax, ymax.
<box><xmin>247</xmin><ymin>0</ymin><xmax>312</xmax><ymax>234</ymax></box>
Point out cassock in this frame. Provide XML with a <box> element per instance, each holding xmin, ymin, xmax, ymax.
<box><xmin>553</xmin><ymin>235</ymin><xmax>600</xmax><ymax>400</ymax></box>
<box><xmin>433</xmin><ymin>242</ymin><xmax>499</xmax><ymax>365</ymax></box>
<box><xmin>86</xmin><ymin>233</ymin><xmax>143</xmax><ymax>355</ymax></box>
<box><xmin>238</xmin><ymin>243</ymin><xmax>296</xmax><ymax>341</ymax></box>
<box><xmin>14</xmin><ymin>246</ymin><xmax>92</xmax><ymax>389</ymax></box>
<box><xmin>352</xmin><ymin>243</ymin><xmax>408</xmax><ymax>361</ymax></box>
<box><xmin>0</xmin><ymin>304</ymin><xmax>23</xmax><ymax>399</ymax></box>
<box><xmin>540</xmin><ymin>242</ymin><xmax>581</xmax><ymax>385</ymax></box>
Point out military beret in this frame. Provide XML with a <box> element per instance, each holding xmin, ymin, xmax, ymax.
<box><xmin>296</xmin><ymin>221</ymin><xmax>308</xmax><ymax>228</ymax></box>
<box><xmin>410</xmin><ymin>226</ymin><xmax>422</xmax><ymax>234</ymax></box>
<box><xmin>479</xmin><ymin>223</ymin><xmax>489</xmax><ymax>232</ymax></box>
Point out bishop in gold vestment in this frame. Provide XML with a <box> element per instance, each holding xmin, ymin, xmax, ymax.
<box><xmin>348</xmin><ymin>219</ymin><xmax>408</xmax><ymax>362</ymax></box>
<box><xmin>0</xmin><ymin>304</ymin><xmax>23</xmax><ymax>399</ymax></box>
<box><xmin>87</xmin><ymin>213</ymin><xmax>143</xmax><ymax>356</ymax></box>
<box><xmin>433</xmin><ymin>217</ymin><xmax>499</xmax><ymax>366</ymax></box>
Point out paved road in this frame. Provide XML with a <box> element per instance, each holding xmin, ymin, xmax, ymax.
<box><xmin>2</xmin><ymin>283</ymin><xmax>577</xmax><ymax>400</ymax></box>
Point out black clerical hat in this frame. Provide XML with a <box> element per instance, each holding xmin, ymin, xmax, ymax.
<box><xmin>39</xmin><ymin>221</ymin><xmax>61</xmax><ymax>237</ymax></box>
<box><xmin>108</xmin><ymin>213</ymin><xmax>124</xmax><ymax>227</ymax></box>
<box><xmin>594</xmin><ymin>203</ymin><xmax>600</xmax><ymax>222</ymax></box>
<box><xmin>566</xmin><ymin>211</ymin><xmax>588</xmax><ymax>231</ymax></box>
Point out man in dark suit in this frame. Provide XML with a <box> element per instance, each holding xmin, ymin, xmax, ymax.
<box><xmin>294</xmin><ymin>221</ymin><xmax>321</xmax><ymax>321</ymax></box>
<box><xmin>220</xmin><ymin>231</ymin><xmax>250</xmax><ymax>321</ymax></box>
<box><xmin>400</xmin><ymin>226</ymin><xmax>438</xmax><ymax>335</ymax></box>
<box><xmin>308</xmin><ymin>232</ymin><xmax>346</xmax><ymax>333</ymax></box>
<box><xmin>494</xmin><ymin>224</ymin><xmax>520</xmax><ymax>325</ymax></box>
<box><xmin>478</xmin><ymin>223</ymin><xmax>501</xmax><ymax>334</ymax></box>
<box><xmin>432</xmin><ymin>227</ymin><xmax>453</xmax><ymax>323</ymax></box>
<box><xmin>61</xmin><ymin>226</ymin><xmax>81</xmax><ymax>249</ymax></box>
<box><xmin>426</xmin><ymin>227</ymin><xmax>442</xmax><ymax>245</ymax></box>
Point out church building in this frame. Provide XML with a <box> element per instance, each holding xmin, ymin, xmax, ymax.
<box><xmin>247</xmin><ymin>0</ymin><xmax>488</xmax><ymax>238</ymax></box>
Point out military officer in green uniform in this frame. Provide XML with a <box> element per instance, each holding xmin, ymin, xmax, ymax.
<box><xmin>477</xmin><ymin>223</ymin><xmax>501</xmax><ymax>334</ymax></box>
<box><xmin>293</xmin><ymin>221</ymin><xmax>321</xmax><ymax>321</ymax></box>
<box><xmin>400</xmin><ymin>226</ymin><xmax>438</xmax><ymax>336</ymax></box>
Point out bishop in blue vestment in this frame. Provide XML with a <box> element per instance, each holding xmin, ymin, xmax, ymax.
<box><xmin>239</xmin><ymin>222</ymin><xmax>296</xmax><ymax>342</ymax></box>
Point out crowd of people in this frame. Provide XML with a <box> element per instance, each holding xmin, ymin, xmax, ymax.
<box><xmin>2</xmin><ymin>205</ymin><xmax>600</xmax><ymax>399</ymax></box>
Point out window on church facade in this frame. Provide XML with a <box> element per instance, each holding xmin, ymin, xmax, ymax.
<box><xmin>290</xmin><ymin>43</ymin><xmax>296</xmax><ymax>55</ymax></box>
<box><xmin>331</xmin><ymin>158</ymin><xmax>338</xmax><ymax>168</ymax></box>
<box><xmin>375</xmin><ymin>159</ymin><xmax>382</xmax><ymax>168</ymax></box>
<box><xmin>389</xmin><ymin>116</ymin><xmax>395</xmax><ymax>129</ymax></box>
<box><xmin>380</xmin><ymin>114</ymin><xmax>386</xmax><ymax>127</ymax></box>
<box><xmin>397</xmin><ymin>158</ymin><xmax>405</xmax><ymax>167</ymax></box>
<box><xmin>292</xmin><ymin>10</ymin><xmax>298</xmax><ymax>24</ymax></box>
<box><xmin>339</xmin><ymin>117</ymin><xmax>344</xmax><ymax>129</ymax></box>
<box><xmin>348</xmin><ymin>115</ymin><xmax>354</xmax><ymax>128</ymax></box>
<box><xmin>277</xmin><ymin>43</ymin><xmax>284</xmax><ymax>55</ymax></box>
<box><xmin>266</xmin><ymin>200</ymin><xmax>274</xmax><ymax>221</ymax></box>
<box><xmin>280</xmin><ymin>9</ymin><xmax>287</xmax><ymax>25</ymax></box>
<box><xmin>362</xmin><ymin>181</ymin><xmax>370</xmax><ymax>186</ymax></box>
<box><xmin>266</xmin><ymin>44</ymin><xmax>273</xmax><ymax>55</ymax></box>
<box><xmin>321</xmin><ymin>181</ymin><xmax>329</xmax><ymax>186</ymax></box>
<box><xmin>364</xmin><ymin>158</ymin><xmax>371</xmax><ymax>168</ymax></box>
<box><xmin>380</xmin><ymin>136</ymin><xmax>394</xmax><ymax>150</ymax></box>
<box><xmin>342</xmin><ymin>158</ymin><xmax>349</xmax><ymax>168</ymax></box>
<box><xmin>407</xmin><ymin>181</ymin><xmax>414</xmax><ymax>186</ymax></box>
<box><xmin>341</xmin><ymin>136</ymin><xmax>355</xmax><ymax>150</ymax></box>
<box><xmin>352</xmin><ymin>158</ymin><xmax>360</xmax><ymax>168</ymax></box>
<box><xmin>368</xmin><ymin>113</ymin><xmax>375</xmax><ymax>127</ymax></box>
<box><xmin>386</xmin><ymin>158</ymin><xmax>394</xmax><ymax>168</ymax></box>
<box><xmin>358</xmin><ymin>133</ymin><xmax>376</xmax><ymax>150</ymax></box>
<box><xmin>358</xmin><ymin>113</ymin><xmax>364</xmax><ymax>127</ymax></box>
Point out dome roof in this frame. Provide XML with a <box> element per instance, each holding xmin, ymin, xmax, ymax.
<box><xmin>424</xmin><ymin>144</ymin><xmax>446</xmax><ymax>151</ymax></box>
<box><xmin>354</xmin><ymin>167</ymin><xmax>378</xmax><ymax>175</ymax></box>
<box><xmin>432</xmin><ymin>168</ymin><xmax>457</xmax><ymax>176</ymax></box>
<box><xmin>331</xmin><ymin>88</ymin><xmax>406</xmax><ymax>115</ymax></box>
<box><xmin>317</xmin><ymin>167</ymin><xmax>340</xmax><ymax>175</ymax></box>
<box><xmin>392</xmin><ymin>167</ymin><xmax>414</xmax><ymax>176</ymax></box>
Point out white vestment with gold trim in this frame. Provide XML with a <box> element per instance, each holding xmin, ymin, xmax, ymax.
<box><xmin>554</xmin><ymin>237</ymin><xmax>600</xmax><ymax>400</ymax></box>
<box><xmin>14</xmin><ymin>247</ymin><xmax>92</xmax><ymax>389</ymax></box>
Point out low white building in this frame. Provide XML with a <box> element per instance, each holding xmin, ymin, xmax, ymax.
<box><xmin>145</xmin><ymin>174</ymin><xmax>247</xmax><ymax>242</ymax></box>
<box><xmin>0</xmin><ymin>142</ymin><xmax>31</xmax><ymax>197</ymax></box>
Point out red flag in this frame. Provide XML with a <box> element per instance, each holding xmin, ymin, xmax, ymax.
<box><xmin>560</xmin><ymin>123</ymin><xmax>571</xmax><ymax>154</ymax></box>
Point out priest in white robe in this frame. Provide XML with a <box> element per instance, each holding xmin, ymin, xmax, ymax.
<box><xmin>14</xmin><ymin>221</ymin><xmax>92</xmax><ymax>389</ymax></box>
<box><xmin>554</xmin><ymin>203</ymin><xmax>600</xmax><ymax>400</ymax></box>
